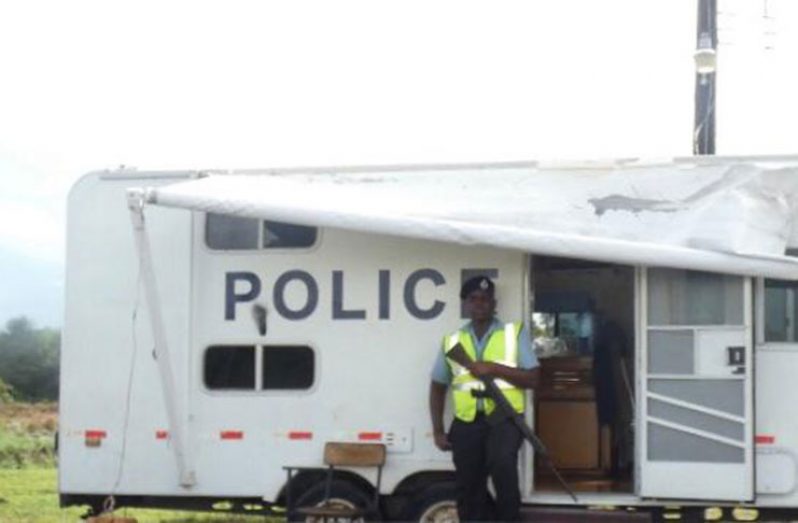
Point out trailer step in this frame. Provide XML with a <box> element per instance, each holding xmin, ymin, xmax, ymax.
<box><xmin>521</xmin><ymin>506</ymin><xmax>652</xmax><ymax>522</ymax></box>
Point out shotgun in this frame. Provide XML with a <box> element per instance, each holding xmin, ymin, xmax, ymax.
<box><xmin>446</xmin><ymin>342</ymin><xmax>578</xmax><ymax>503</ymax></box>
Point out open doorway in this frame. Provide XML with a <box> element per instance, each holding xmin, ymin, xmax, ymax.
<box><xmin>531</xmin><ymin>256</ymin><xmax>635</xmax><ymax>494</ymax></box>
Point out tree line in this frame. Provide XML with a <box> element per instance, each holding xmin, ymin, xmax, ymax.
<box><xmin>0</xmin><ymin>317</ymin><xmax>60</xmax><ymax>402</ymax></box>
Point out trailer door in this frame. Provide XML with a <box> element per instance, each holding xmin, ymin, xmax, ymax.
<box><xmin>638</xmin><ymin>268</ymin><xmax>753</xmax><ymax>501</ymax></box>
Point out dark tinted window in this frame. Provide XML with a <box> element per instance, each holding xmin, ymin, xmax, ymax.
<box><xmin>204</xmin><ymin>346</ymin><xmax>255</xmax><ymax>389</ymax></box>
<box><xmin>764</xmin><ymin>249</ymin><xmax>798</xmax><ymax>343</ymax></box>
<box><xmin>263</xmin><ymin>221</ymin><xmax>317</xmax><ymax>248</ymax></box>
<box><xmin>262</xmin><ymin>345</ymin><xmax>314</xmax><ymax>390</ymax></box>
<box><xmin>765</xmin><ymin>279</ymin><xmax>798</xmax><ymax>342</ymax></box>
<box><xmin>206</xmin><ymin>213</ymin><xmax>317</xmax><ymax>250</ymax></box>
<box><xmin>206</xmin><ymin>214</ymin><xmax>259</xmax><ymax>250</ymax></box>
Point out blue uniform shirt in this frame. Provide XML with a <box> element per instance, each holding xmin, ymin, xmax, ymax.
<box><xmin>430</xmin><ymin>318</ymin><xmax>538</xmax><ymax>385</ymax></box>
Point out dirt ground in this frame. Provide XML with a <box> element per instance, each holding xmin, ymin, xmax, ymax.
<box><xmin>0</xmin><ymin>401</ymin><xmax>57</xmax><ymax>433</ymax></box>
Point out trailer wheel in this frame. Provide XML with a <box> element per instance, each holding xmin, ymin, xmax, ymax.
<box><xmin>400</xmin><ymin>482</ymin><xmax>459</xmax><ymax>523</ymax></box>
<box><xmin>289</xmin><ymin>478</ymin><xmax>377</xmax><ymax>522</ymax></box>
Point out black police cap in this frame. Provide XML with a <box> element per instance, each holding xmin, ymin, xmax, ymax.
<box><xmin>460</xmin><ymin>275</ymin><xmax>495</xmax><ymax>300</ymax></box>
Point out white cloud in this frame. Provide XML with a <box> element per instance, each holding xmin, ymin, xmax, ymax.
<box><xmin>0</xmin><ymin>201</ymin><xmax>63</xmax><ymax>264</ymax></box>
<box><xmin>0</xmin><ymin>0</ymin><xmax>700</xmax><ymax>268</ymax></box>
<box><xmin>0</xmin><ymin>1</ymin><xmax>696</xmax><ymax>173</ymax></box>
<box><xmin>717</xmin><ymin>0</ymin><xmax>798</xmax><ymax>153</ymax></box>
<box><xmin>0</xmin><ymin>0</ymin><xmax>796</xmax><ymax>325</ymax></box>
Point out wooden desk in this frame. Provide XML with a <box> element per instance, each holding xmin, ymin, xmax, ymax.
<box><xmin>535</xmin><ymin>356</ymin><xmax>608</xmax><ymax>473</ymax></box>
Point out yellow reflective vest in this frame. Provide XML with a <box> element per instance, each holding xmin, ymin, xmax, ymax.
<box><xmin>443</xmin><ymin>322</ymin><xmax>525</xmax><ymax>422</ymax></box>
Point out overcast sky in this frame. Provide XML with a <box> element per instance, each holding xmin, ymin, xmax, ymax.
<box><xmin>0</xmin><ymin>1</ymin><xmax>796</xmax><ymax>328</ymax></box>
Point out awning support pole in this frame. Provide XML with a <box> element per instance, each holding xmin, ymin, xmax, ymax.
<box><xmin>127</xmin><ymin>189</ymin><xmax>196</xmax><ymax>488</ymax></box>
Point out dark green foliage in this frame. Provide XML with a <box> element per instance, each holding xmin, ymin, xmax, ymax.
<box><xmin>0</xmin><ymin>317</ymin><xmax>60</xmax><ymax>401</ymax></box>
<box><xmin>0</xmin><ymin>378</ymin><xmax>14</xmax><ymax>403</ymax></box>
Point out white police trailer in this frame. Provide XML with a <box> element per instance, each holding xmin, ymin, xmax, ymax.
<box><xmin>60</xmin><ymin>157</ymin><xmax>798</xmax><ymax>521</ymax></box>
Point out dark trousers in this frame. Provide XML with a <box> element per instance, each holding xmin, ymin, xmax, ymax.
<box><xmin>449</xmin><ymin>413</ymin><xmax>524</xmax><ymax>522</ymax></box>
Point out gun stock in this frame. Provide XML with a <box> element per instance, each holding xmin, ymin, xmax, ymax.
<box><xmin>445</xmin><ymin>343</ymin><xmax>473</xmax><ymax>369</ymax></box>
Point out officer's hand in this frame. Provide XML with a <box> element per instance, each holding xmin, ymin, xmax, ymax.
<box><xmin>433</xmin><ymin>430</ymin><xmax>451</xmax><ymax>451</ymax></box>
<box><xmin>469</xmin><ymin>362</ymin><xmax>498</xmax><ymax>378</ymax></box>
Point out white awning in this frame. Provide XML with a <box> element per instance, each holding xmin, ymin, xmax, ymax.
<box><xmin>132</xmin><ymin>157</ymin><xmax>798</xmax><ymax>280</ymax></box>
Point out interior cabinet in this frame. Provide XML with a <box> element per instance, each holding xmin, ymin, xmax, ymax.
<box><xmin>535</xmin><ymin>356</ymin><xmax>608</xmax><ymax>472</ymax></box>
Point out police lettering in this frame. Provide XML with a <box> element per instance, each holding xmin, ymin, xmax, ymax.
<box><xmin>224</xmin><ymin>268</ymin><xmax>476</xmax><ymax>321</ymax></box>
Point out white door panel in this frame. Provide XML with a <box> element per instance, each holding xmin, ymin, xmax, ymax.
<box><xmin>639</xmin><ymin>268</ymin><xmax>754</xmax><ymax>501</ymax></box>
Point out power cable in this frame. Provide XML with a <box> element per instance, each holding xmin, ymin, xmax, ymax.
<box><xmin>107</xmin><ymin>253</ymin><xmax>144</xmax><ymax>509</ymax></box>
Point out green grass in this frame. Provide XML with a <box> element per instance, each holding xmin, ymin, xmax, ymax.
<box><xmin>0</xmin><ymin>468</ymin><xmax>275</xmax><ymax>522</ymax></box>
<box><xmin>0</xmin><ymin>402</ymin><xmax>57</xmax><ymax>468</ymax></box>
<box><xmin>0</xmin><ymin>468</ymin><xmax>82</xmax><ymax>523</ymax></box>
<box><xmin>0</xmin><ymin>468</ymin><xmax>85</xmax><ymax>522</ymax></box>
<box><xmin>0</xmin><ymin>427</ymin><xmax>54</xmax><ymax>468</ymax></box>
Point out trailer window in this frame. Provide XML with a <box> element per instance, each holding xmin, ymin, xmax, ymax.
<box><xmin>206</xmin><ymin>213</ymin><xmax>317</xmax><ymax>250</ymax></box>
<box><xmin>763</xmin><ymin>249</ymin><xmax>798</xmax><ymax>343</ymax></box>
<box><xmin>648</xmin><ymin>269</ymin><xmax>743</xmax><ymax>326</ymax></box>
<box><xmin>764</xmin><ymin>280</ymin><xmax>798</xmax><ymax>342</ymax></box>
<box><xmin>262</xmin><ymin>222</ymin><xmax>317</xmax><ymax>248</ymax></box>
<box><xmin>204</xmin><ymin>346</ymin><xmax>256</xmax><ymax>389</ymax></box>
<box><xmin>262</xmin><ymin>345</ymin><xmax>314</xmax><ymax>390</ymax></box>
<box><xmin>206</xmin><ymin>214</ymin><xmax>259</xmax><ymax>249</ymax></box>
<box><xmin>203</xmin><ymin>345</ymin><xmax>315</xmax><ymax>391</ymax></box>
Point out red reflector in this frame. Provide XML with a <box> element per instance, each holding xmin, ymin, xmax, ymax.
<box><xmin>156</xmin><ymin>430</ymin><xmax>169</xmax><ymax>440</ymax></box>
<box><xmin>221</xmin><ymin>430</ymin><xmax>244</xmax><ymax>440</ymax></box>
<box><xmin>289</xmin><ymin>431</ymin><xmax>313</xmax><ymax>440</ymax></box>
<box><xmin>358</xmin><ymin>432</ymin><xmax>382</xmax><ymax>441</ymax></box>
<box><xmin>756</xmin><ymin>435</ymin><xmax>775</xmax><ymax>445</ymax></box>
<box><xmin>85</xmin><ymin>430</ymin><xmax>107</xmax><ymax>439</ymax></box>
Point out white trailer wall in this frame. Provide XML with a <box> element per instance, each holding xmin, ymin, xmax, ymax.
<box><xmin>60</xmin><ymin>171</ymin><xmax>528</xmax><ymax>500</ymax></box>
<box><xmin>60</xmin><ymin>173</ymin><xmax>194</xmax><ymax>495</ymax></box>
<box><xmin>188</xmin><ymin>218</ymin><xmax>526</xmax><ymax>499</ymax></box>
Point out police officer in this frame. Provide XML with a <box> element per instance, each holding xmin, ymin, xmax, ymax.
<box><xmin>429</xmin><ymin>276</ymin><xmax>539</xmax><ymax>521</ymax></box>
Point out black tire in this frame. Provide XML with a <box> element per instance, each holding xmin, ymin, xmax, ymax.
<box><xmin>289</xmin><ymin>478</ymin><xmax>378</xmax><ymax>522</ymax></box>
<box><xmin>400</xmin><ymin>482</ymin><xmax>459</xmax><ymax>523</ymax></box>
